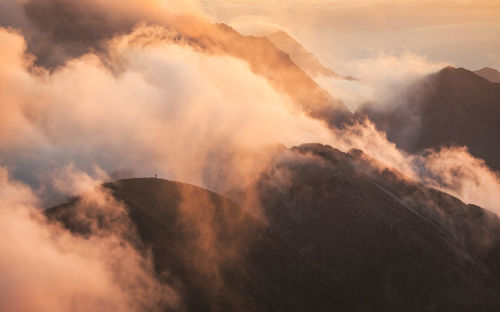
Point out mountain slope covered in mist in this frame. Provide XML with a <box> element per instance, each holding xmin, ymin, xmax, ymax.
<box><xmin>258</xmin><ymin>143</ymin><xmax>500</xmax><ymax>311</ymax></box>
<box><xmin>47</xmin><ymin>178</ymin><xmax>356</xmax><ymax>312</ymax></box>
<box><xmin>48</xmin><ymin>147</ymin><xmax>500</xmax><ymax>311</ymax></box>
<box><xmin>187</xmin><ymin>23</ymin><xmax>353</xmax><ymax>126</ymax></box>
<box><xmin>359</xmin><ymin>66</ymin><xmax>500</xmax><ymax>170</ymax></box>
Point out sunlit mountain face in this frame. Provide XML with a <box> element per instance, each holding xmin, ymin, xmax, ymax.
<box><xmin>1</xmin><ymin>1</ymin><xmax>500</xmax><ymax>311</ymax></box>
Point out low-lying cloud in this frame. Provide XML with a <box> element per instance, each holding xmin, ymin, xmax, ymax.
<box><xmin>0</xmin><ymin>26</ymin><xmax>336</xmax><ymax>206</ymax></box>
<box><xmin>0</xmin><ymin>167</ymin><xmax>177</xmax><ymax>312</ymax></box>
<box><xmin>1</xmin><ymin>22</ymin><xmax>498</xmax><ymax>215</ymax></box>
<box><xmin>316</xmin><ymin>52</ymin><xmax>449</xmax><ymax>111</ymax></box>
<box><xmin>329</xmin><ymin>118</ymin><xmax>500</xmax><ymax>215</ymax></box>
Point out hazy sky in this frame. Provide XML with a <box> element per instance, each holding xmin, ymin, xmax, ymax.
<box><xmin>200</xmin><ymin>0</ymin><xmax>500</xmax><ymax>71</ymax></box>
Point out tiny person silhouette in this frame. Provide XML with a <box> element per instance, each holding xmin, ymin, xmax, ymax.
<box><xmin>155</xmin><ymin>173</ymin><xmax>157</xmax><ymax>179</ymax></box>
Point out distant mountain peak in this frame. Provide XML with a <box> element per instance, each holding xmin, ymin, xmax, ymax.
<box><xmin>441</xmin><ymin>65</ymin><xmax>457</xmax><ymax>71</ymax></box>
<box><xmin>439</xmin><ymin>66</ymin><xmax>472</xmax><ymax>75</ymax></box>
<box><xmin>474</xmin><ymin>67</ymin><xmax>500</xmax><ymax>83</ymax></box>
<box><xmin>267</xmin><ymin>30</ymin><xmax>355</xmax><ymax>80</ymax></box>
<box><xmin>478</xmin><ymin>66</ymin><xmax>497</xmax><ymax>71</ymax></box>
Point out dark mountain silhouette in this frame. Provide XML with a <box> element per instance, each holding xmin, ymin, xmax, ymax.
<box><xmin>475</xmin><ymin>67</ymin><xmax>500</xmax><ymax>83</ymax></box>
<box><xmin>359</xmin><ymin>66</ymin><xmax>500</xmax><ymax>170</ymax></box>
<box><xmin>46</xmin><ymin>178</ymin><xmax>356</xmax><ymax>312</ymax></box>
<box><xmin>257</xmin><ymin>143</ymin><xmax>500</xmax><ymax>311</ymax></box>
<box><xmin>47</xmin><ymin>144</ymin><xmax>500</xmax><ymax>311</ymax></box>
<box><xmin>267</xmin><ymin>31</ymin><xmax>355</xmax><ymax>81</ymax></box>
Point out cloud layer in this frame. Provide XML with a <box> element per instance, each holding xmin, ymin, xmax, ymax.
<box><xmin>0</xmin><ymin>26</ymin><xmax>336</xmax><ymax>206</ymax></box>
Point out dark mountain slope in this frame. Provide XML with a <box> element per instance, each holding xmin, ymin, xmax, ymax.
<box><xmin>46</xmin><ymin>147</ymin><xmax>500</xmax><ymax>311</ymax></box>
<box><xmin>359</xmin><ymin>67</ymin><xmax>500</xmax><ymax>170</ymax></box>
<box><xmin>46</xmin><ymin>178</ymin><xmax>357</xmax><ymax>312</ymax></box>
<box><xmin>256</xmin><ymin>143</ymin><xmax>500</xmax><ymax>311</ymax></box>
<box><xmin>475</xmin><ymin>67</ymin><xmax>500</xmax><ymax>83</ymax></box>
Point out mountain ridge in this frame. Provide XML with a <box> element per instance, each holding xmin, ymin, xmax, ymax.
<box><xmin>46</xmin><ymin>178</ymin><xmax>357</xmax><ymax>312</ymax></box>
<box><xmin>46</xmin><ymin>142</ymin><xmax>500</xmax><ymax>311</ymax></box>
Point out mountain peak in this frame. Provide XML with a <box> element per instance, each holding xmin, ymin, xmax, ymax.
<box><xmin>474</xmin><ymin>67</ymin><xmax>500</xmax><ymax>83</ymax></box>
<box><xmin>436</xmin><ymin>66</ymin><xmax>492</xmax><ymax>85</ymax></box>
<box><xmin>267</xmin><ymin>30</ymin><xmax>354</xmax><ymax>80</ymax></box>
<box><xmin>441</xmin><ymin>65</ymin><xmax>457</xmax><ymax>71</ymax></box>
<box><xmin>360</xmin><ymin>64</ymin><xmax>500</xmax><ymax>170</ymax></box>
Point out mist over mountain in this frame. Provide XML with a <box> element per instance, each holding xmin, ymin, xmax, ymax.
<box><xmin>0</xmin><ymin>0</ymin><xmax>352</xmax><ymax>126</ymax></box>
<box><xmin>204</xmin><ymin>24</ymin><xmax>353</xmax><ymax>126</ymax></box>
<box><xmin>47</xmin><ymin>178</ymin><xmax>353</xmax><ymax>312</ymax></box>
<box><xmin>359</xmin><ymin>66</ymin><xmax>500</xmax><ymax>170</ymax></box>
<box><xmin>258</xmin><ymin>143</ymin><xmax>500</xmax><ymax>311</ymax></box>
<box><xmin>47</xmin><ymin>143</ymin><xmax>500</xmax><ymax>311</ymax></box>
<box><xmin>1</xmin><ymin>1</ymin><xmax>500</xmax><ymax>311</ymax></box>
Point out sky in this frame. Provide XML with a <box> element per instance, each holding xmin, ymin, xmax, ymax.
<box><xmin>200</xmin><ymin>0</ymin><xmax>500</xmax><ymax>72</ymax></box>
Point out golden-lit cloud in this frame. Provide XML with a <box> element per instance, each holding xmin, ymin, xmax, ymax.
<box><xmin>0</xmin><ymin>26</ymin><xmax>336</xmax><ymax>205</ymax></box>
<box><xmin>1</xmin><ymin>1</ymin><xmax>500</xmax><ymax>310</ymax></box>
<box><xmin>0</xmin><ymin>167</ymin><xmax>177</xmax><ymax>312</ymax></box>
<box><xmin>1</xmin><ymin>20</ymin><xmax>499</xmax><ymax>215</ymax></box>
<box><xmin>328</xmin><ymin>118</ymin><xmax>500</xmax><ymax>215</ymax></box>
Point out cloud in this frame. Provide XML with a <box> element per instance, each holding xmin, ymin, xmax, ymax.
<box><xmin>0</xmin><ymin>0</ymin><xmax>209</xmax><ymax>67</ymax></box>
<box><xmin>0</xmin><ymin>167</ymin><xmax>177</xmax><ymax>312</ymax></box>
<box><xmin>315</xmin><ymin>52</ymin><xmax>449</xmax><ymax>111</ymax></box>
<box><xmin>1</xmin><ymin>25</ymin><xmax>498</xmax><ymax>216</ymax></box>
<box><xmin>0</xmin><ymin>26</ymin><xmax>336</xmax><ymax>206</ymax></box>
<box><xmin>330</xmin><ymin>119</ymin><xmax>417</xmax><ymax>179</ymax></box>
<box><xmin>0</xmin><ymin>24</ymin><xmax>334</xmax><ymax>309</ymax></box>
<box><xmin>1</xmin><ymin>2</ymin><xmax>499</xmax><ymax>310</ymax></box>
<box><xmin>327</xmin><ymin>118</ymin><xmax>500</xmax><ymax>215</ymax></box>
<box><xmin>417</xmin><ymin>146</ymin><xmax>500</xmax><ymax>214</ymax></box>
<box><xmin>1</xmin><ymin>16</ymin><xmax>498</xmax><ymax>217</ymax></box>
